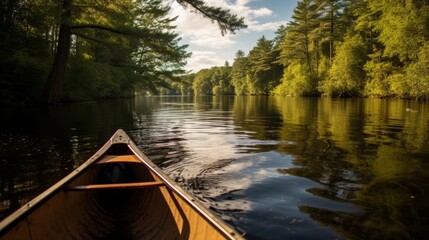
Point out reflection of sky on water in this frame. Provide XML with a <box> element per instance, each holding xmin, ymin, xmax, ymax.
<box><xmin>129</xmin><ymin>97</ymin><xmax>429</xmax><ymax>239</ymax></box>
<box><xmin>156</xmin><ymin>108</ymin><xmax>289</xmax><ymax>192</ymax></box>
<box><xmin>136</xmin><ymin>104</ymin><xmax>360</xmax><ymax>239</ymax></box>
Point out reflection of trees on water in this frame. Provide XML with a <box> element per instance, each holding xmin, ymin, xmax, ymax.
<box><xmin>0</xmin><ymin>134</ymin><xmax>72</xmax><ymax>219</ymax></box>
<box><xmin>132</xmin><ymin>129</ymin><xmax>188</xmax><ymax>169</ymax></box>
<box><xmin>233</xmin><ymin>96</ymin><xmax>283</xmax><ymax>143</ymax></box>
<box><xmin>297</xmin><ymin>175</ymin><xmax>429</xmax><ymax>239</ymax></box>
<box><xmin>356</xmin><ymin>178</ymin><xmax>429</xmax><ymax>239</ymax></box>
<box><xmin>131</xmin><ymin>96</ymin><xmax>189</xmax><ymax>168</ymax></box>
<box><xmin>228</xmin><ymin>97</ymin><xmax>429</xmax><ymax>238</ymax></box>
<box><xmin>0</xmin><ymin>100</ymin><xmax>137</xmax><ymax>220</ymax></box>
<box><xmin>272</xmin><ymin>98</ymin><xmax>429</xmax><ymax>239</ymax></box>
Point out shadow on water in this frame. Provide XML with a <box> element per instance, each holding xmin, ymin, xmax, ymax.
<box><xmin>1</xmin><ymin>96</ymin><xmax>429</xmax><ymax>240</ymax></box>
<box><xmin>0</xmin><ymin>99</ymin><xmax>136</xmax><ymax>218</ymax></box>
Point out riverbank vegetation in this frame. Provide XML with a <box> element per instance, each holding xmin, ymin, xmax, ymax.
<box><xmin>188</xmin><ymin>0</ymin><xmax>429</xmax><ymax>100</ymax></box>
<box><xmin>1</xmin><ymin>0</ymin><xmax>429</xmax><ymax>104</ymax></box>
<box><xmin>0</xmin><ymin>0</ymin><xmax>245</xmax><ymax>104</ymax></box>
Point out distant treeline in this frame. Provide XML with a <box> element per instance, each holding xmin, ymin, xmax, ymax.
<box><xmin>178</xmin><ymin>0</ymin><xmax>429</xmax><ymax>100</ymax></box>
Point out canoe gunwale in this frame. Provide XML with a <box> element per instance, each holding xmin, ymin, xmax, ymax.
<box><xmin>0</xmin><ymin>131</ymin><xmax>114</xmax><ymax>236</ymax></box>
<box><xmin>0</xmin><ymin>129</ymin><xmax>244</xmax><ymax>239</ymax></box>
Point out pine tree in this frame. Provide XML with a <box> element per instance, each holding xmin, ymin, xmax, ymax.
<box><xmin>316</xmin><ymin>0</ymin><xmax>346</xmax><ymax>64</ymax></box>
<box><xmin>277</xmin><ymin>0</ymin><xmax>322</xmax><ymax>96</ymax></box>
<box><xmin>247</xmin><ymin>36</ymin><xmax>278</xmax><ymax>95</ymax></box>
<box><xmin>231</xmin><ymin>50</ymin><xmax>249</xmax><ymax>95</ymax></box>
<box><xmin>278</xmin><ymin>0</ymin><xmax>321</xmax><ymax>72</ymax></box>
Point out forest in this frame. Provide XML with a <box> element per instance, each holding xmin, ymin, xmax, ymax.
<box><xmin>0</xmin><ymin>0</ymin><xmax>244</xmax><ymax>104</ymax></box>
<box><xmin>1</xmin><ymin>0</ymin><xmax>429</xmax><ymax>104</ymax></box>
<box><xmin>185</xmin><ymin>0</ymin><xmax>429</xmax><ymax>100</ymax></box>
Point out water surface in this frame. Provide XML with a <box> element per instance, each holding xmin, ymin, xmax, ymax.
<box><xmin>1</xmin><ymin>96</ymin><xmax>429</xmax><ymax>239</ymax></box>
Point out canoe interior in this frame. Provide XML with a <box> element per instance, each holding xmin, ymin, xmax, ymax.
<box><xmin>0</xmin><ymin>143</ymin><xmax>240</xmax><ymax>240</ymax></box>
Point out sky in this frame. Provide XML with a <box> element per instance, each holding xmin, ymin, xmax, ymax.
<box><xmin>169</xmin><ymin>0</ymin><xmax>299</xmax><ymax>72</ymax></box>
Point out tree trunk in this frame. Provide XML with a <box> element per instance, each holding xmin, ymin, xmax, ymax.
<box><xmin>42</xmin><ymin>0</ymin><xmax>71</xmax><ymax>104</ymax></box>
<box><xmin>329</xmin><ymin>6</ymin><xmax>334</xmax><ymax>65</ymax></box>
<box><xmin>3</xmin><ymin>0</ymin><xmax>18</xmax><ymax>31</ymax></box>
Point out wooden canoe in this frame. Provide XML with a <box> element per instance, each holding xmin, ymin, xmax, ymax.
<box><xmin>0</xmin><ymin>129</ymin><xmax>244</xmax><ymax>239</ymax></box>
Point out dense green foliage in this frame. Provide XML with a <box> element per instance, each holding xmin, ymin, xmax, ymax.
<box><xmin>2</xmin><ymin>0</ymin><xmax>429</xmax><ymax>101</ymax></box>
<box><xmin>189</xmin><ymin>0</ymin><xmax>429</xmax><ymax>100</ymax></box>
<box><xmin>0</xmin><ymin>0</ymin><xmax>245</xmax><ymax>104</ymax></box>
<box><xmin>231</xmin><ymin>50</ymin><xmax>248</xmax><ymax>95</ymax></box>
<box><xmin>192</xmin><ymin>62</ymin><xmax>233</xmax><ymax>96</ymax></box>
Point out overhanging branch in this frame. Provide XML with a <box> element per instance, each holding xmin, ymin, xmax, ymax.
<box><xmin>70</xmin><ymin>24</ymin><xmax>135</xmax><ymax>36</ymax></box>
<box><xmin>176</xmin><ymin>0</ymin><xmax>246</xmax><ymax>35</ymax></box>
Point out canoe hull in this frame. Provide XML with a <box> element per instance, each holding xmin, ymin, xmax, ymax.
<box><xmin>0</xmin><ymin>130</ymin><xmax>243</xmax><ymax>240</ymax></box>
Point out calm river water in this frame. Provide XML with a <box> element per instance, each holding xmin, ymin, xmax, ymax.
<box><xmin>1</xmin><ymin>96</ymin><xmax>429</xmax><ymax>239</ymax></box>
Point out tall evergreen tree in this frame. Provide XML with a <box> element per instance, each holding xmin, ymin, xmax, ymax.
<box><xmin>231</xmin><ymin>50</ymin><xmax>249</xmax><ymax>95</ymax></box>
<box><xmin>278</xmin><ymin>0</ymin><xmax>321</xmax><ymax>72</ymax></box>
<box><xmin>316</xmin><ymin>0</ymin><xmax>346</xmax><ymax>64</ymax></box>
<box><xmin>277</xmin><ymin>0</ymin><xmax>322</xmax><ymax>96</ymax></box>
<box><xmin>247</xmin><ymin>36</ymin><xmax>279</xmax><ymax>95</ymax></box>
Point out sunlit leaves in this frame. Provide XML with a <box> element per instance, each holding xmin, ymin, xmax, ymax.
<box><xmin>276</xmin><ymin>0</ymin><xmax>325</xmax><ymax>96</ymax></box>
<box><xmin>319</xmin><ymin>34</ymin><xmax>367</xmax><ymax>97</ymax></box>
<box><xmin>192</xmin><ymin>65</ymin><xmax>232</xmax><ymax>96</ymax></box>
<box><xmin>274</xmin><ymin>63</ymin><xmax>313</xmax><ymax>96</ymax></box>
<box><xmin>404</xmin><ymin>43</ymin><xmax>429</xmax><ymax>100</ymax></box>
<box><xmin>231</xmin><ymin>50</ymin><xmax>249</xmax><ymax>95</ymax></box>
<box><xmin>370</xmin><ymin>0</ymin><xmax>429</xmax><ymax>62</ymax></box>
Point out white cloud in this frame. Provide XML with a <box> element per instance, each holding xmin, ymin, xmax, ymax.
<box><xmin>169</xmin><ymin>0</ymin><xmax>289</xmax><ymax>71</ymax></box>
<box><xmin>250</xmin><ymin>7</ymin><xmax>273</xmax><ymax>17</ymax></box>
<box><xmin>170</xmin><ymin>0</ymin><xmax>285</xmax><ymax>47</ymax></box>
<box><xmin>190</xmin><ymin>37</ymin><xmax>234</xmax><ymax>49</ymax></box>
<box><xmin>185</xmin><ymin>51</ymin><xmax>230</xmax><ymax>72</ymax></box>
<box><xmin>171</xmin><ymin>7</ymin><xmax>236</xmax><ymax>49</ymax></box>
<box><xmin>247</xmin><ymin>20</ymin><xmax>289</xmax><ymax>32</ymax></box>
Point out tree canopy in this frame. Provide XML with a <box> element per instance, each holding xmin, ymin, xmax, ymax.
<box><xmin>2</xmin><ymin>0</ymin><xmax>429</xmax><ymax>102</ymax></box>
<box><xmin>0</xmin><ymin>0</ymin><xmax>246</xmax><ymax>103</ymax></box>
